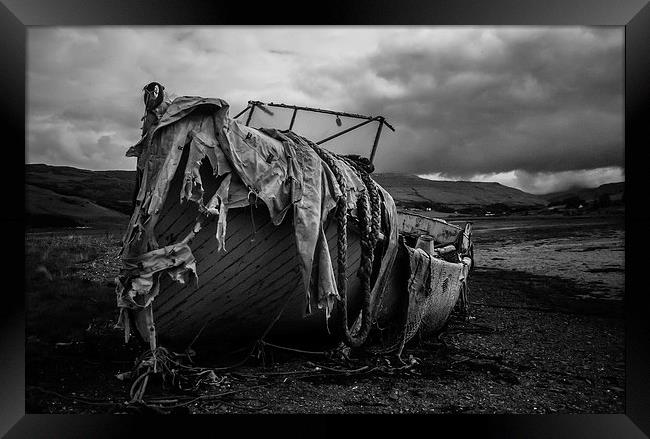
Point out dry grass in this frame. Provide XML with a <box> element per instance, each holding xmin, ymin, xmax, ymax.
<box><xmin>25</xmin><ymin>231</ymin><xmax>122</xmax><ymax>343</ymax></box>
<box><xmin>27</xmin><ymin>234</ymin><xmax>99</xmax><ymax>278</ymax></box>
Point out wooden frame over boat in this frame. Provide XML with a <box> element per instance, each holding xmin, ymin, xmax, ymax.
<box><xmin>234</xmin><ymin>100</ymin><xmax>395</xmax><ymax>164</ymax></box>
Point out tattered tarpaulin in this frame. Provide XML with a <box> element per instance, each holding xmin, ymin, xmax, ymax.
<box><xmin>396</xmin><ymin>245</ymin><xmax>465</xmax><ymax>355</ymax></box>
<box><xmin>116</xmin><ymin>95</ymin><xmax>397</xmax><ymax>343</ymax></box>
<box><xmin>116</xmin><ymin>240</ymin><xmax>197</xmax><ymax>311</ymax></box>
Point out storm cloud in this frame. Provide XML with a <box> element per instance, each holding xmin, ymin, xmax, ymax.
<box><xmin>27</xmin><ymin>27</ymin><xmax>623</xmax><ymax>193</ymax></box>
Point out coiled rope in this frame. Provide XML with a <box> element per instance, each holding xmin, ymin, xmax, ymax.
<box><xmin>301</xmin><ymin>138</ymin><xmax>381</xmax><ymax>348</ymax></box>
<box><xmin>341</xmin><ymin>156</ymin><xmax>382</xmax><ymax>247</ymax></box>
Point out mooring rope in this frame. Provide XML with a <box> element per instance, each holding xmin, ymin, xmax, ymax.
<box><xmin>341</xmin><ymin>156</ymin><xmax>381</xmax><ymax>250</ymax></box>
<box><xmin>339</xmin><ymin>155</ymin><xmax>382</xmax><ymax>345</ymax></box>
<box><xmin>302</xmin><ymin>138</ymin><xmax>381</xmax><ymax>348</ymax></box>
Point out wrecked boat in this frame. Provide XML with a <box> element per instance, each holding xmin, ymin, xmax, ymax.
<box><xmin>116</xmin><ymin>82</ymin><xmax>474</xmax><ymax>356</ymax></box>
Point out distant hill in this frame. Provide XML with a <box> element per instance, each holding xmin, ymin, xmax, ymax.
<box><xmin>25</xmin><ymin>164</ymin><xmax>551</xmax><ymax>228</ymax></box>
<box><xmin>541</xmin><ymin>182</ymin><xmax>624</xmax><ymax>205</ymax></box>
<box><xmin>26</xmin><ymin>164</ymin><xmax>135</xmax><ymax>229</ymax></box>
<box><xmin>373</xmin><ymin>173</ymin><xmax>547</xmax><ymax>214</ymax></box>
<box><xmin>26</xmin><ymin>184</ymin><xmax>129</xmax><ymax>228</ymax></box>
<box><xmin>26</xmin><ymin>164</ymin><xmax>136</xmax><ymax>215</ymax></box>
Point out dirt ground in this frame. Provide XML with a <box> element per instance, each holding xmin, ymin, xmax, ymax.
<box><xmin>25</xmin><ymin>214</ymin><xmax>625</xmax><ymax>414</ymax></box>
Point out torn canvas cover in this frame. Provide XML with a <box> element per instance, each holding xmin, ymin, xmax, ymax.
<box><xmin>115</xmin><ymin>94</ymin><xmax>398</xmax><ymax>345</ymax></box>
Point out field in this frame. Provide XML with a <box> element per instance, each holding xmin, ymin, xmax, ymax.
<box><xmin>25</xmin><ymin>214</ymin><xmax>624</xmax><ymax>414</ymax></box>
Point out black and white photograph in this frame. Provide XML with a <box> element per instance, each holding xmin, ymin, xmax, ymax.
<box><xmin>24</xmin><ymin>25</ymin><xmax>627</xmax><ymax>416</ymax></box>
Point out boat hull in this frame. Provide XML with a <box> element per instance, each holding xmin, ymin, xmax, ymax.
<box><xmin>136</xmin><ymin>164</ymin><xmax>364</xmax><ymax>351</ymax></box>
<box><xmin>129</xmin><ymin>158</ymin><xmax>469</xmax><ymax>354</ymax></box>
<box><xmin>373</xmin><ymin>211</ymin><xmax>471</xmax><ymax>350</ymax></box>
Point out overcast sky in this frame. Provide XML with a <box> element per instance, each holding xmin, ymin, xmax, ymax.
<box><xmin>27</xmin><ymin>26</ymin><xmax>623</xmax><ymax>194</ymax></box>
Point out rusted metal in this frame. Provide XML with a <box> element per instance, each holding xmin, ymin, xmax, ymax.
<box><xmin>249</xmin><ymin>100</ymin><xmax>376</xmax><ymax>122</ymax></box>
<box><xmin>257</xmin><ymin>103</ymin><xmax>274</xmax><ymax>116</ymax></box>
<box><xmin>240</xmin><ymin>100</ymin><xmax>395</xmax><ymax>163</ymax></box>
<box><xmin>247</xmin><ymin>100</ymin><xmax>395</xmax><ymax>131</ymax></box>
<box><xmin>245</xmin><ymin>103</ymin><xmax>256</xmax><ymax>126</ymax></box>
<box><xmin>315</xmin><ymin>118</ymin><xmax>377</xmax><ymax>145</ymax></box>
<box><xmin>370</xmin><ymin>117</ymin><xmax>385</xmax><ymax>164</ymax></box>
<box><xmin>233</xmin><ymin>106</ymin><xmax>251</xmax><ymax>120</ymax></box>
<box><xmin>288</xmin><ymin>108</ymin><xmax>298</xmax><ymax>130</ymax></box>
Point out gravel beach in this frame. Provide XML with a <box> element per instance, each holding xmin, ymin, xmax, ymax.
<box><xmin>25</xmin><ymin>214</ymin><xmax>625</xmax><ymax>414</ymax></box>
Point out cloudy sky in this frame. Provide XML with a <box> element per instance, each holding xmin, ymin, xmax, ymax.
<box><xmin>27</xmin><ymin>26</ymin><xmax>623</xmax><ymax>194</ymax></box>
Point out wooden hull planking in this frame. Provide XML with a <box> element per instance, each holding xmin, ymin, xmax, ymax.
<box><xmin>143</xmin><ymin>160</ymin><xmax>363</xmax><ymax>349</ymax></box>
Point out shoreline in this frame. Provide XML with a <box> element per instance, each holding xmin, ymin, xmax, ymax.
<box><xmin>25</xmin><ymin>215</ymin><xmax>624</xmax><ymax>414</ymax></box>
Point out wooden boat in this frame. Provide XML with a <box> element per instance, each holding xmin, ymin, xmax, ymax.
<box><xmin>372</xmin><ymin>210</ymin><xmax>473</xmax><ymax>353</ymax></box>
<box><xmin>142</xmin><ymin>159</ymin><xmax>369</xmax><ymax>352</ymax></box>
<box><xmin>117</xmin><ymin>89</ymin><xmax>474</xmax><ymax>355</ymax></box>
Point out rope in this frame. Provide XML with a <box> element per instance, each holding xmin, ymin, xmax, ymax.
<box><xmin>258</xmin><ymin>341</ymin><xmax>329</xmax><ymax>356</ymax></box>
<box><xmin>302</xmin><ymin>139</ymin><xmax>380</xmax><ymax>348</ymax></box>
<box><xmin>342</xmin><ymin>156</ymin><xmax>382</xmax><ymax>246</ymax></box>
<box><xmin>340</xmin><ymin>157</ymin><xmax>377</xmax><ymax>346</ymax></box>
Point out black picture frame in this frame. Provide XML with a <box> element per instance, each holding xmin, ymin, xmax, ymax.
<box><xmin>4</xmin><ymin>0</ymin><xmax>649</xmax><ymax>437</ymax></box>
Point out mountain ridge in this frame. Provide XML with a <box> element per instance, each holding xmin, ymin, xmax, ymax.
<box><xmin>26</xmin><ymin>164</ymin><xmax>575</xmax><ymax>228</ymax></box>
<box><xmin>540</xmin><ymin>182</ymin><xmax>624</xmax><ymax>204</ymax></box>
<box><xmin>372</xmin><ymin>172</ymin><xmax>547</xmax><ymax>212</ymax></box>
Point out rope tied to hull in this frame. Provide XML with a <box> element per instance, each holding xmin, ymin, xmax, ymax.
<box><xmin>303</xmin><ymin>139</ymin><xmax>381</xmax><ymax>349</ymax></box>
<box><xmin>341</xmin><ymin>155</ymin><xmax>381</xmax><ymax>249</ymax></box>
